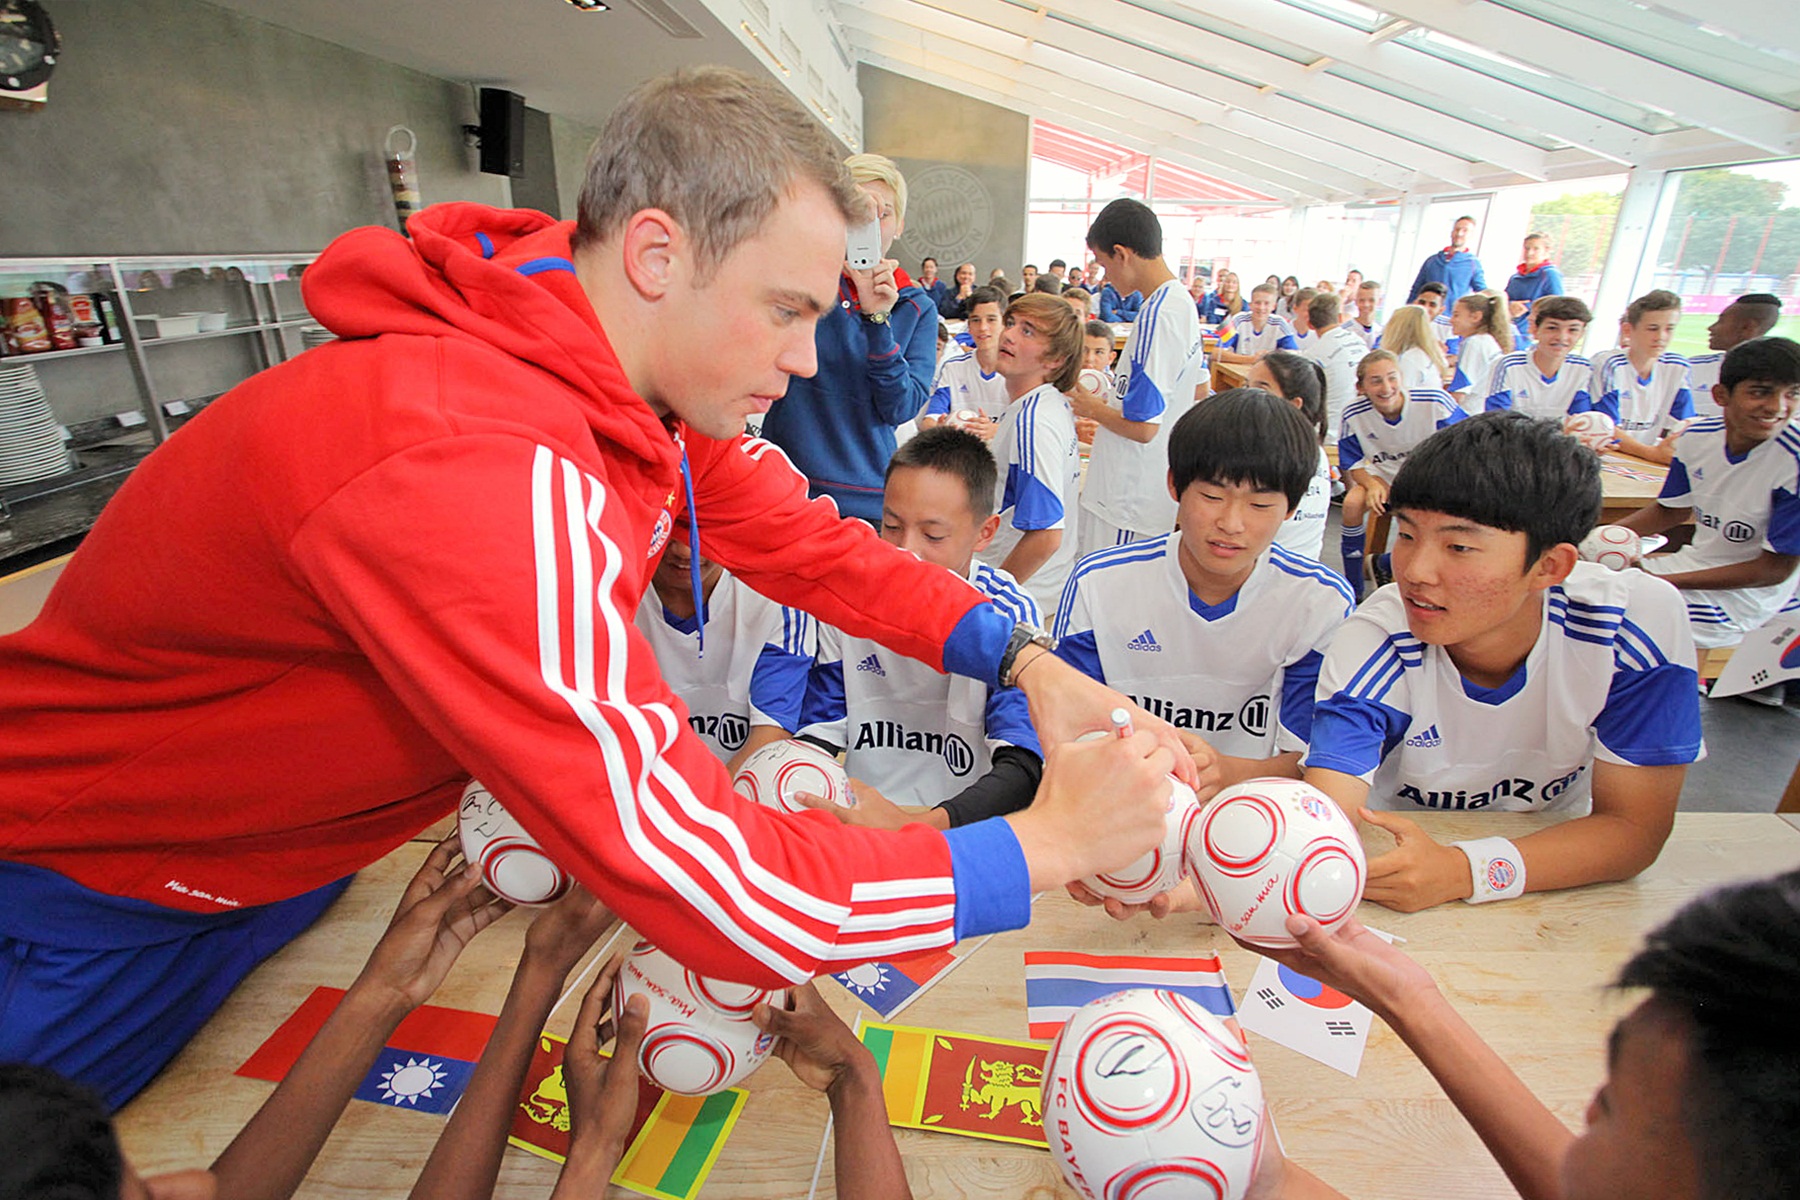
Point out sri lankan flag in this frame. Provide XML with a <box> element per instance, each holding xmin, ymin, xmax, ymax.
<box><xmin>508</xmin><ymin>1032</ymin><xmax>747</xmax><ymax>1200</ymax></box>
<box><xmin>859</xmin><ymin>1020</ymin><xmax>1050</xmax><ymax>1147</ymax></box>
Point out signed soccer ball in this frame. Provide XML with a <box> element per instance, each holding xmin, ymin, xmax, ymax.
<box><xmin>731</xmin><ymin>738</ymin><xmax>854</xmax><ymax>814</ymax></box>
<box><xmin>1562</xmin><ymin>410</ymin><xmax>1617</xmax><ymax>451</ymax></box>
<box><xmin>1186</xmin><ymin>779</ymin><xmax>1366</xmax><ymax>948</ymax></box>
<box><xmin>457</xmin><ymin>779</ymin><xmax>572</xmax><ymax>906</ymax></box>
<box><xmin>1579</xmin><ymin>524</ymin><xmax>1641</xmax><ymax>572</ymax></box>
<box><xmin>614</xmin><ymin>941</ymin><xmax>787</xmax><ymax>1095</ymax></box>
<box><xmin>1080</xmin><ymin>778</ymin><xmax>1201</xmax><ymax>904</ymax></box>
<box><xmin>1044</xmin><ymin>988</ymin><xmax>1266</xmax><ymax>1200</ymax></box>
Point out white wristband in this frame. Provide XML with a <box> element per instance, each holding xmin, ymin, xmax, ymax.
<box><xmin>1454</xmin><ymin>837</ymin><xmax>1525</xmax><ymax>904</ymax></box>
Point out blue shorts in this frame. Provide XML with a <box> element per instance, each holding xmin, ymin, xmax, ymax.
<box><xmin>0</xmin><ymin>861</ymin><xmax>350</xmax><ymax>1110</ymax></box>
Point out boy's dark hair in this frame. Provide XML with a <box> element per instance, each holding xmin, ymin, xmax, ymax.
<box><xmin>1615</xmin><ymin>869</ymin><xmax>1800</xmax><ymax>1200</ymax></box>
<box><xmin>886</xmin><ymin>426</ymin><xmax>997</xmax><ymax>520</ymax></box>
<box><xmin>1414</xmin><ymin>281</ymin><xmax>1448</xmax><ymax>300</ymax></box>
<box><xmin>965</xmin><ymin>285</ymin><xmax>1005</xmax><ymax>314</ymax></box>
<box><xmin>1388</xmin><ymin>411</ymin><xmax>1600</xmax><ymax>565</ymax></box>
<box><xmin>1624</xmin><ymin>288</ymin><xmax>1682</xmax><ymax>325</ymax></box>
<box><xmin>1169</xmin><ymin>388</ymin><xmax>1318</xmax><ymax>509</ymax></box>
<box><xmin>1258</xmin><ymin>350</ymin><xmax>1328</xmax><ymax>445</ymax></box>
<box><xmin>1720</xmin><ymin>336</ymin><xmax>1800</xmax><ymax>391</ymax></box>
<box><xmin>1308</xmin><ymin>291</ymin><xmax>1342</xmax><ymax>329</ymax></box>
<box><xmin>920</xmin><ymin>256</ymin><xmax>937</xmax><ymax>270</ymax></box>
<box><xmin>991</xmin><ymin>276</ymin><xmax>1014</xmax><ymax>299</ymax></box>
<box><xmin>1084</xmin><ymin>319</ymin><xmax>1112</xmax><ymax>341</ymax></box>
<box><xmin>1725</xmin><ymin>293</ymin><xmax>1783</xmax><ymax>337</ymax></box>
<box><xmin>1049</xmin><ymin>258</ymin><xmax>1066</xmax><ymax>270</ymax></box>
<box><xmin>1532</xmin><ymin>295</ymin><xmax>1592</xmax><ymax>326</ymax></box>
<box><xmin>1086</xmin><ymin>198</ymin><xmax>1162</xmax><ymax>259</ymax></box>
<box><xmin>0</xmin><ymin>1064</ymin><xmax>121</xmax><ymax>1200</ymax></box>
<box><xmin>1032</xmin><ymin>276</ymin><xmax>1064</xmax><ymax>295</ymax></box>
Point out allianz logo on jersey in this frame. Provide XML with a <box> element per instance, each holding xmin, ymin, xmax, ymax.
<box><xmin>1397</xmin><ymin>765</ymin><xmax>1584</xmax><ymax>811</ymax></box>
<box><xmin>687</xmin><ymin>711</ymin><xmax>750</xmax><ymax>751</ymax></box>
<box><xmin>1127</xmin><ymin>629</ymin><xmax>1162</xmax><ymax>652</ymax></box>
<box><xmin>1128</xmin><ymin>692</ymin><xmax>1270</xmax><ymax>739</ymax></box>
<box><xmin>852</xmin><ymin>722</ymin><xmax>976</xmax><ymax>777</ymax></box>
<box><xmin>1404</xmin><ymin>724</ymin><xmax>1441</xmax><ymax>748</ymax></box>
<box><xmin>856</xmin><ymin>653</ymin><xmax>887</xmax><ymax>677</ymax></box>
<box><xmin>1695</xmin><ymin>507</ymin><xmax>1756</xmax><ymax>543</ymax></box>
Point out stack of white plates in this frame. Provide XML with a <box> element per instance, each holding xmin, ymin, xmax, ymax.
<box><xmin>0</xmin><ymin>364</ymin><xmax>73</xmax><ymax>486</ymax></box>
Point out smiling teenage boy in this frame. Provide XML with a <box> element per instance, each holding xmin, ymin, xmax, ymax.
<box><xmin>1591</xmin><ymin>290</ymin><xmax>1693</xmax><ymax>464</ymax></box>
<box><xmin>920</xmin><ymin>285</ymin><xmax>1006</xmax><ymax>437</ymax></box>
<box><xmin>1305</xmin><ymin>412</ymin><xmax>1702</xmax><ymax>912</ymax></box>
<box><xmin>1617</xmin><ymin>337</ymin><xmax>1800</xmax><ymax>653</ymax></box>
<box><xmin>1215</xmin><ymin>283</ymin><xmax>1300</xmax><ymax>366</ymax></box>
<box><xmin>1054</xmin><ymin>390</ymin><xmax>1354</xmax><ymax>786</ymax></box>
<box><xmin>1485</xmin><ymin>296</ymin><xmax>1596</xmax><ymax>420</ymax></box>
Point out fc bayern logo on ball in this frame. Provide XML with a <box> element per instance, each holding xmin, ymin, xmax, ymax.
<box><xmin>1487</xmin><ymin>858</ymin><xmax>1518</xmax><ymax>891</ymax></box>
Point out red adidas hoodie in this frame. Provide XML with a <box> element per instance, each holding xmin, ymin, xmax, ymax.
<box><xmin>0</xmin><ymin>205</ymin><xmax>1021</xmax><ymax>984</ymax></box>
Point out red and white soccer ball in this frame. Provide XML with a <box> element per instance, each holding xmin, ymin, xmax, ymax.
<box><xmin>1080</xmin><ymin>778</ymin><xmax>1201</xmax><ymax>904</ymax></box>
<box><xmin>1579</xmin><ymin>524</ymin><xmax>1641</xmax><ymax>572</ymax></box>
<box><xmin>614</xmin><ymin>941</ymin><xmax>787</xmax><ymax>1095</ymax></box>
<box><xmin>457</xmin><ymin>779</ymin><xmax>572</xmax><ymax>906</ymax></box>
<box><xmin>1562</xmin><ymin>410</ymin><xmax>1617</xmax><ymax>451</ymax></box>
<box><xmin>731</xmin><ymin>738</ymin><xmax>855</xmax><ymax>814</ymax></box>
<box><xmin>1185</xmin><ymin>779</ymin><xmax>1366</xmax><ymax>948</ymax></box>
<box><xmin>1078</xmin><ymin>368</ymin><xmax>1111</xmax><ymax>398</ymax></box>
<box><xmin>1044</xmin><ymin>988</ymin><xmax>1267</xmax><ymax>1200</ymax></box>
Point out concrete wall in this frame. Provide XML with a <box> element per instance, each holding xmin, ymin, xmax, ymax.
<box><xmin>859</xmin><ymin>65</ymin><xmax>1029</xmax><ymax>283</ymax></box>
<box><xmin>0</xmin><ymin>0</ymin><xmax>514</xmax><ymax>256</ymax></box>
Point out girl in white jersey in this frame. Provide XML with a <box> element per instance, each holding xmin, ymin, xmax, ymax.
<box><xmin>1248</xmin><ymin>351</ymin><xmax>1332</xmax><ymax>561</ymax></box>
<box><xmin>1382</xmin><ymin>305</ymin><xmax>1452</xmax><ymax>394</ymax></box>
<box><xmin>1446</xmin><ymin>290</ymin><xmax>1512</xmax><ymax>409</ymax></box>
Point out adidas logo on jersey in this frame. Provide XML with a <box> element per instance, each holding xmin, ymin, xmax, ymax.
<box><xmin>1404</xmin><ymin>724</ymin><xmax>1442</xmax><ymax>749</ymax></box>
<box><xmin>1126</xmin><ymin>629</ymin><xmax>1162</xmax><ymax>652</ymax></box>
<box><xmin>856</xmin><ymin>654</ymin><xmax>886</xmax><ymax>676</ymax></box>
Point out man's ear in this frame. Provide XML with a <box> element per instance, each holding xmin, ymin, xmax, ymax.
<box><xmin>1712</xmin><ymin>382</ymin><xmax>1729</xmax><ymax>411</ymax></box>
<box><xmin>1528</xmin><ymin>541</ymin><xmax>1580</xmax><ymax>590</ymax></box>
<box><xmin>973</xmin><ymin>513</ymin><xmax>1003</xmax><ymax>554</ymax></box>
<box><xmin>618</xmin><ymin>208</ymin><xmax>684</xmax><ymax>301</ymax></box>
<box><xmin>1167</xmin><ymin>470</ymin><xmax>1179</xmax><ymax>503</ymax></box>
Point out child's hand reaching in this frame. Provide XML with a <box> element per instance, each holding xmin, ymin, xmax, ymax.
<box><xmin>355</xmin><ymin>834</ymin><xmax>512</xmax><ymax>1010</ymax></box>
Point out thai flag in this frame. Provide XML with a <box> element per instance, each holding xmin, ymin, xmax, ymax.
<box><xmin>1023</xmin><ymin>951</ymin><xmax>1237</xmax><ymax>1040</ymax></box>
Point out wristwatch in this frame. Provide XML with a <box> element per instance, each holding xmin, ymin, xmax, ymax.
<box><xmin>998</xmin><ymin>622</ymin><xmax>1055</xmax><ymax>688</ymax></box>
<box><xmin>863</xmin><ymin>310</ymin><xmax>889</xmax><ymax>325</ymax></box>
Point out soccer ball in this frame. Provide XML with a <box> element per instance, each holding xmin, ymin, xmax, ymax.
<box><xmin>457</xmin><ymin>779</ymin><xmax>572</xmax><ymax>906</ymax></box>
<box><xmin>1080</xmin><ymin>778</ymin><xmax>1201</xmax><ymax>904</ymax></box>
<box><xmin>1078</xmin><ymin>368</ymin><xmax>1111</xmax><ymax>398</ymax></box>
<box><xmin>1580</xmin><ymin>524</ymin><xmax>1641</xmax><ymax>572</ymax></box>
<box><xmin>614</xmin><ymin>941</ymin><xmax>787</xmax><ymax>1095</ymax></box>
<box><xmin>731</xmin><ymin>738</ymin><xmax>855</xmax><ymax>814</ymax></box>
<box><xmin>1562</xmin><ymin>411</ymin><xmax>1617</xmax><ymax>451</ymax></box>
<box><xmin>1044</xmin><ymin>988</ymin><xmax>1266</xmax><ymax>1200</ymax></box>
<box><xmin>1185</xmin><ymin>779</ymin><xmax>1366</xmax><ymax>948</ymax></box>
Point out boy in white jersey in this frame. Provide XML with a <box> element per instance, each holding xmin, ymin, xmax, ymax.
<box><xmin>798</xmin><ymin>427</ymin><xmax>1044</xmax><ymax>830</ymax></box>
<box><xmin>1617</xmin><ymin>338</ymin><xmax>1800</xmax><ymax>650</ymax></box>
<box><xmin>1687</xmin><ymin>293</ymin><xmax>1782</xmax><ymax>415</ymax></box>
<box><xmin>1072</xmin><ymin>199</ymin><xmax>1207</xmax><ymax>555</ymax></box>
<box><xmin>1073</xmin><ymin>319</ymin><xmax>1115</xmax><ymax>447</ymax></box>
<box><xmin>1592</xmin><ymin>290</ymin><xmax>1694</xmax><ymax>464</ymax></box>
<box><xmin>1308</xmin><ymin>413</ymin><xmax>1701</xmax><ymax>911</ymax></box>
<box><xmin>1348</xmin><ymin>279</ymin><xmax>1384</xmax><ymax>348</ymax></box>
<box><xmin>1247</xmin><ymin>352</ymin><xmax>1331</xmax><ymax>561</ymax></box>
<box><xmin>1215</xmin><ymin>284</ymin><xmax>1300</xmax><ymax>365</ymax></box>
<box><xmin>1485</xmin><ymin>295</ymin><xmax>1595</xmax><ymax>420</ymax></box>
<box><xmin>1337</xmin><ymin>349</ymin><xmax>1466</xmax><ymax>597</ymax></box>
<box><xmin>920</xmin><ymin>285</ymin><xmax>1007</xmax><ymax>438</ymax></box>
<box><xmin>634</xmin><ymin>522</ymin><xmax>814</xmax><ymax>769</ymax></box>
<box><xmin>977</xmin><ymin>293</ymin><xmax>1085</xmax><ymax>611</ymax></box>
<box><xmin>1301</xmin><ymin>291</ymin><xmax>1365</xmax><ymax>448</ymax></box>
<box><xmin>1410</xmin><ymin>282</ymin><xmax>1452</xmax><ymax>344</ymax></box>
<box><xmin>1054</xmin><ymin>390</ymin><xmax>1353</xmax><ymax>784</ymax></box>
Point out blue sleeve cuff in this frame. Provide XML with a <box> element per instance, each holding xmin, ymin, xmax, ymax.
<box><xmin>750</xmin><ymin>645</ymin><xmax>812</xmax><ymax>730</ymax></box>
<box><xmin>944</xmin><ymin>818</ymin><xmax>1032</xmax><ymax>940</ymax></box>
<box><xmin>943</xmin><ymin>601</ymin><xmax>1015</xmax><ymax>688</ymax></box>
<box><xmin>927</xmin><ymin>387</ymin><xmax>951</xmax><ymax>415</ymax></box>
<box><xmin>1052</xmin><ymin>629</ymin><xmax>1106</xmax><ymax>683</ymax></box>
<box><xmin>1276</xmin><ymin>334</ymin><xmax>1299</xmax><ymax>351</ymax></box>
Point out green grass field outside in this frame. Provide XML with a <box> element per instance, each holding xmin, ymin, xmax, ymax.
<box><xmin>1666</xmin><ymin>314</ymin><xmax>1800</xmax><ymax>359</ymax></box>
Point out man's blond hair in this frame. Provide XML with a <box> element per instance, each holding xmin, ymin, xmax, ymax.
<box><xmin>844</xmin><ymin>153</ymin><xmax>907</xmax><ymax>223</ymax></box>
<box><xmin>1006</xmin><ymin>293</ymin><xmax>1084</xmax><ymax>394</ymax></box>
<box><xmin>574</xmin><ymin>66</ymin><xmax>865</xmax><ymax>278</ymax></box>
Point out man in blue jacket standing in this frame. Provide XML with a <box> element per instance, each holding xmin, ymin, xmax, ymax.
<box><xmin>1409</xmin><ymin>214</ymin><xmax>1487</xmax><ymax>307</ymax></box>
<box><xmin>761</xmin><ymin>153</ymin><xmax>936</xmax><ymax>523</ymax></box>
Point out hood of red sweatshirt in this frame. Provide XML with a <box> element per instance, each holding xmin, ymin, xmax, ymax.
<box><xmin>302</xmin><ymin>203</ymin><xmax>678</xmax><ymax>473</ymax></box>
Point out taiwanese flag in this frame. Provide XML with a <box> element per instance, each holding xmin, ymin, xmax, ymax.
<box><xmin>237</xmin><ymin>986</ymin><xmax>496</xmax><ymax>1115</ymax></box>
<box><xmin>831</xmin><ymin>945</ymin><xmax>964</xmax><ymax>1019</ymax></box>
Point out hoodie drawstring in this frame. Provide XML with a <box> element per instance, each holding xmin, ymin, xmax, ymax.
<box><xmin>679</xmin><ymin>445</ymin><xmax>704</xmax><ymax>658</ymax></box>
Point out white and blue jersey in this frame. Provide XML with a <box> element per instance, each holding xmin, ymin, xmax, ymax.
<box><xmin>799</xmin><ymin>563</ymin><xmax>1042</xmax><ymax>804</ymax></box>
<box><xmin>1081</xmin><ymin>279</ymin><xmax>1207</xmax><ymax>539</ymax></box>
<box><xmin>926</xmin><ymin>350</ymin><xmax>1008</xmax><ymax>420</ymax></box>
<box><xmin>1686</xmin><ymin>353</ymin><xmax>1724</xmax><ymax>416</ymax></box>
<box><xmin>979</xmin><ymin>381</ymin><xmax>1081</xmax><ymax>611</ymax></box>
<box><xmin>1644</xmin><ymin>418</ymin><xmax>1800</xmax><ymax>646</ymax></box>
<box><xmin>1306</xmin><ymin>564</ymin><xmax>1703</xmax><ymax>813</ymax></box>
<box><xmin>634</xmin><ymin>570</ymin><xmax>814</xmax><ymax>762</ymax></box>
<box><xmin>1590</xmin><ymin>351</ymin><xmax>1694</xmax><ymax>440</ymax></box>
<box><xmin>1350</xmin><ymin>318</ymin><xmax>1383</xmax><ymax>349</ymax></box>
<box><xmin>1338</xmin><ymin>389</ymin><xmax>1466</xmax><ymax>485</ymax></box>
<box><xmin>1218</xmin><ymin>311</ymin><xmax>1299</xmax><ymax>357</ymax></box>
<box><xmin>1447</xmin><ymin>333</ymin><xmax>1504</xmax><ymax>404</ymax></box>
<box><xmin>1485</xmin><ymin>352</ymin><xmax>1594</xmax><ymax>421</ymax></box>
<box><xmin>1274</xmin><ymin>447</ymin><xmax>1333</xmax><ymax>561</ymax></box>
<box><xmin>1052</xmin><ymin>535</ymin><xmax>1353</xmax><ymax>760</ymax></box>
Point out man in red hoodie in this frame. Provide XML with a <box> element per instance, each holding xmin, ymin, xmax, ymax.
<box><xmin>0</xmin><ymin>67</ymin><xmax>1198</xmax><ymax>1107</ymax></box>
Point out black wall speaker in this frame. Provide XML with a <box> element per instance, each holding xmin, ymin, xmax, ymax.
<box><xmin>478</xmin><ymin>88</ymin><xmax>526</xmax><ymax>178</ymax></box>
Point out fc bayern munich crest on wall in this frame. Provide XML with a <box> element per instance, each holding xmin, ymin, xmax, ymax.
<box><xmin>907</xmin><ymin>166</ymin><xmax>994</xmax><ymax>265</ymax></box>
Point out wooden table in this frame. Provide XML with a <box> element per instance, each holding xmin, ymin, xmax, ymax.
<box><xmin>1212</xmin><ymin>360</ymin><xmax>1248</xmax><ymax>394</ymax></box>
<box><xmin>1598</xmin><ymin>451</ymin><xmax>1669</xmax><ymax>525</ymax></box>
<box><xmin>115</xmin><ymin>813</ymin><xmax>1800</xmax><ymax>1199</ymax></box>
